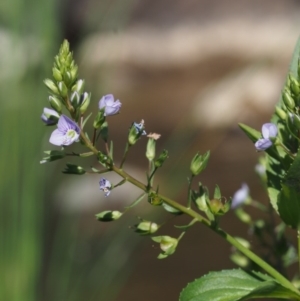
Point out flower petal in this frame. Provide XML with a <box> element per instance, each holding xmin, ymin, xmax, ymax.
<box><xmin>231</xmin><ymin>183</ymin><xmax>249</xmax><ymax>209</ymax></box>
<box><xmin>262</xmin><ymin>123</ymin><xmax>277</xmax><ymax>139</ymax></box>
<box><xmin>49</xmin><ymin>129</ymin><xmax>66</xmax><ymax>146</ymax></box>
<box><xmin>57</xmin><ymin>115</ymin><xmax>80</xmax><ymax>134</ymax></box>
<box><xmin>255</xmin><ymin>138</ymin><xmax>272</xmax><ymax>151</ymax></box>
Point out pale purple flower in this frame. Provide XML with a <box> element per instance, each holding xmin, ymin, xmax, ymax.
<box><xmin>254</xmin><ymin>123</ymin><xmax>278</xmax><ymax>151</ymax></box>
<box><xmin>231</xmin><ymin>183</ymin><xmax>249</xmax><ymax>209</ymax></box>
<box><xmin>41</xmin><ymin>108</ymin><xmax>60</xmax><ymax>125</ymax></box>
<box><xmin>49</xmin><ymin>115</ymin><xmax>80</xmax><ymax>146</ymax></box>
<box><xmin>99</xmin><ymin>178</ymin><xmax>112</xmax><ymax>197</ymax></box>
<box><xmin>99</xmin><ymin>94</ymin><xmax>122</xmax><ymax>116</ymax></box>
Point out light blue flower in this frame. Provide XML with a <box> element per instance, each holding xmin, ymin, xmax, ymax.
<box><xmin>49</xmin><ymin>115</ymin><xmax>80</xmax><ymax>146</ymax></box>
<box><xmin>231</xmin><ymin>183</ymin><xmax>249</xmax><ymax>209</ymax></box>
<box><xmin>99</xmin><ymin>178</ymin><xmax>112</xmax><ymax>197</ymax></box>
<box><xmin>99</xmin><ymin>94</ymin><xmax>122</xmax><ymax>116</ymax></box>
<box><xmin>255</xmin><ymin>123</ymin><xmax>277</xmax><ymax>151</ymax></box>
<box><xmin>133</xmin><ymin>120</ymin><xmax>147</xmax><ymax>135</ymax></box>
<box><xmin>41</xmin><ymin>108</ymin><xmax>60</xmax><ymax>125</ymax></box>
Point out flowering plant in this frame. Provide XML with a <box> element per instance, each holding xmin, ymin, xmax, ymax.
<box><xmin>41</xmin><ymin>39</ymin><xmax>300</xmax><ymax>300</ymax></box>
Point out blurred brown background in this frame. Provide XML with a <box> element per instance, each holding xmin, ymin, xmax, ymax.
<box><xmin>1</xmin><ymin>0</ymin><xmax>300</xmax><ymax>300</ymax></box>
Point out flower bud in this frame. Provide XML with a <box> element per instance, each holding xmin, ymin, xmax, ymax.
<box><xmin>154</xmin><ymin>150</ymin><xmax>168</xmax><ymax>168</ymax></box>
<box><xmin>235</xmin><ymin>208</ymin><xmax>252</xmax><ymax>224</ymax></box>
<box><xmin>152</xmin><ymin>236</ymin><xmax>178</xmax><ymax>259</ymax></box>
<box><xmin>72</xmin><ymin>79</ymin><xmax>85</xmax><ymax>94</ymax></box>
<box><xmin>134</xmin><ymin>219</ymin><xmax>159</xmax><ymax>235</ymax></box>
<box><xmin>275</xmin><ymin>106</ymin><xmax>287</xmax><ymax>121</ymax></box>
<box><xmin>208</xmin><ymin>198</ymin><xmax>231</xmax><ymax>216</ymax></box>
<box><xmin>70</xmin><ymin>91</ymin><xmax>81</xmax><ymax>108</ymax></box>
<box><xmin>63</xmin><ymin>71</ymin><xmax>73</xmax><ymax>87</ymax></box>
<box><xmin>128</xmin><ymin>120</ymin><xmax>146</xmax><ymax>145</ymax></box>
<box><xmin>95</xmin><ymin>210</ymin><xmax>122</xmax><ymax>222</ymax></box>
<box><xmin>146</xmin><ymin>138</ymin><xmax>156</xmax><ymax>161</ymax></box>
<box><xmin>62</xmin><ymin>163</ymin><xmax>86</xmax><ymax>175</ymax></box>
<box><xmin>282</xmin><ymin>91</ymin><xmax>295</xmax><ymax>111</ymax></box>
<box><xmin>41</xmin><ymin>108</ymin><xmax>60</xmax><ymax>125</ymax></box>
<box><xmin>58</xmin><ymin>81</ymin><xmax>68</xmax><ymax>97</ymax></box>
<box><xmin>190</xmin><ymin>151</ymin><xmax>210</xmax><ymax>176</ymax></box>
<box><xmin>52</xmin><ymin>67</ymin><xmax>62</xmax><ymax>82</ymax></box>
<box><xmin>93</xmin><ymin>109</ymin><xmax>106</xmax><ymax>129</ymax></box>
<box><xmin>148</xmin><ymin>192</ymin><xmax>163</xmax><ymax>206</ymax></box>
<box><xmin>40</xmin><ymin>150</ymin><xmax>65</xmax><ymax>164</ymax></box>
<box><xmin>288</xmin><ymin>113</ymin><xmax>300</xmax><ymax>130</ymax></box>
<box><xmin>70</xmin><ymin>65</ymin><xmax>78</xmax><ymax>82</ymax></box>
<box><xmin>79</xmin><ymin>92</ymin><xmax>91</xmax><ymax>114</ymax></box>
<box><xmin>44</xmin><ymin>79</ymin><xmax>60</xmax><ymax>95</ymax></box>
<box><xmin>48</xmin><ymin>96</ymin><xmax>63</xmax><ymax>113</ymax></box>
<box><xmin>289</xmin><ymin>74</ymin><xmax>300</xmax><ymax>96</ymax></box>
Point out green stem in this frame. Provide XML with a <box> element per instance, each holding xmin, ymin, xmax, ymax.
<box><xmin>277</xmin><ymin>142</ymin><xmax>296</xmax><ymax>159</ymax></box>
<box><xmin>298</xmin><ymin>230</ymin><xmax>300</xmax><ymax>276</ymax></box>
<box><xmin>187</xmin><ymin>175</ymin><xmax>194</xmax><ymax>209</ymax></box>
<box><xmin>80</xmin><ymin>130</ymin><xmax>299</xmax><ymax>295</ymax></box>
<box><xmin>120</xmin><ymin>143</ymin><xmax>130</xmax><ymax>169</ymax></box>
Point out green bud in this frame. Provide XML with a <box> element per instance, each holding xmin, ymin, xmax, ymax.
<box><xmin>70</xmin><ymin>91</ymin><xmax>81</xmax><ymax>108</ymax></box>
<box><xmin>95</xmin><ymin>210</ymin><xmax>122</xmax><ymax>222</ymax></box>
<box><xmin>146</xmin><ymin>138</ymin><xmax>156</xmax><ymax>161</ymax></box>
<box><xmin>60</xmin><ymin>39</ymin><xmax>70</xmax><ymax>56</ymax></box>
<box><xmin>287</xmin><ymin>113</ymin><xmax>300</xmax><ymax>130</ymax></box>
<box><xmin>148</xmin><ymin>193</ymin><xmax>163</xmax><ymax>206</ymax></box>
<box><xmin>63</xmin><ymin>71</ymin><xmax>73</xmax><ymax>87</ymax></box>
<box><xmin>275</xmin><ymin>106</ymin><xmax>287</xmax><ymax>121</ymax></box>
<box><xmin>152</xmin><ymin>236</ymin><xmax>178</xmax><ymax>259</ymax></box>
<box><xmin>70</xmin><ymin>65</ymin><xmax>78</xmax><ymax>82</ymax></box>
<box><xmin>289</xmin><ymin>74</ymin><xmax>300</xmax><ymax>96</ymax></box>
<box><xmin>190</xmin><ymin>151</ymin><xmax>210</xmax><ymax>176</ymax></box>
<box><xmin>72</xmin><ymin>79</ymin><xmax>85</xmax><ymax>94</ymax></box>
<box><xmin>134</xmin><ymin>219</ymin><xmax>159</xmax><ymax>235</ymax></box>
<box><xmin>62</xmin><ymin>163</ymin><xmax>86</xmax><ymax>175</ymax></box>
<box><xmin>93</xmin><ymin>109</ymin><xmax>106</xmax><ymax>129</ymax></box>
<box><xmin>44</xmin><ymin>79</ymin><xmax>60</xmax><ymax>95</ymax></box>
<box><xmin>79</xmin><ymin>92</ymin><xmax>91</xmax><ymax>114</ymax></box>
<box><xmin>282</xmin><ymin>91</ymin><xmax>295</xmax><ymax>111</ymax></box>
<box><xmin>154</xmin><ymin>150</ymin><xmax>168</xmax><ymax>168</ymax></box>
<box><xmin>235</xmin><ymin>208</ymin><xmax>251</xmax><ymax>224</ymax></box>
<box><xmin>52</xmin><ymin>67</ymin><xmax>63</xmax><ymax>82</ymax></box>
<box><xmin>58</xmin><ymin>81</ymin><xmax>68</xmax><ymax>97</ymax></box>
<box><xmin>54</xmin><ymin>55</ymin><xmax>61</xmax><ymax>69</ymax></box>
<box><xmin>208</xmin><ymin>197</ymin><xmax>231</xmax><ymax>216</ymax></box>
<box><xmin>40</xmin><ymin>150</ymin><xmax>65</xmax><ymax>164</ymax></box>
<box><xmin>48</xmin><ymin>96</ymin><xmax>63</xmax><ymax>113</ymax></box>
<box><xmin>128</xmin><ymin>125</ymin><xmax>138</xmax><ymax>145</ymax></box>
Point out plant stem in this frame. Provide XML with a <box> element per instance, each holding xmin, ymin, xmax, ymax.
<box><xmin>120</xmin><ymin>143</ymin><xmax>130</xmax><ymax>169</ymax></box>
<box><xmin>80</xmin><ymin>129</ymin><xmax>299</xmax><ymax>295</ymax></box>
<box><xmin>298</xmin><ymin>230</ymin><xmax>300</xmax><ymax>276</ymax></box>
<box><xmin>187</xmin><ymin>175</ymin><xmax>194</xmax><ymax>209</ymax></box>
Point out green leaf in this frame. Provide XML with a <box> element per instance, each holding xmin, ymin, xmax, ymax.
<box><xmin>124</xmin><ymin>193</ymin><xmax>146</xmax><ymax>209</ymax></box>
<box><xmin>179</xmin><ymin>269</ymin><xmax>300</xmax><ymax>301</ymax></box>
<box><xmin>213</xmin><ymin>185</ymin><xmax>221</xmax><ymax>199</ymax></box>
<box><xmin>238</xmin><ymin>123</ymin><xmax>261</xmax><ymax>143</ymax></box>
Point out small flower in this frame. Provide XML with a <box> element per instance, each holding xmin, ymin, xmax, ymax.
<box><xmin>133</xmin><ymin>119</ymin><xmax>147</xmax><ymax>135</ymax></box>
<box><xmin>98</xmin><ymin>94</ymin><xmax>122</xmax><ymax>116</ymax></box>
<box><xmin>41</xmin><ymin>108</ymin><xmax>60</xmax><ymax>125</ymax></box>
<box><xmin>99</xmin><ymin>178</ymin><xmax>112</xmax><ymax>197</ymax></box>
<box><xmin>231</xmin><ymin>183</ymin><xmax>249</xmax><ymax>209</ymax></box>
<box><xmin>254</xmin><ymin>123</ymin><xmax>278</xmax><ymax>151</ymax></box>
<box><xmin>49</xmin><ymin>115</ymin><xmax>80</xmax><ymax>146</ymax></box>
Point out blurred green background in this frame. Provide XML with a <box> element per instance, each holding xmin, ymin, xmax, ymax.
<box><xmin>1</xmin><ymin>0</ymin><xmax>300</xmax><ymax>300</ymax></box>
